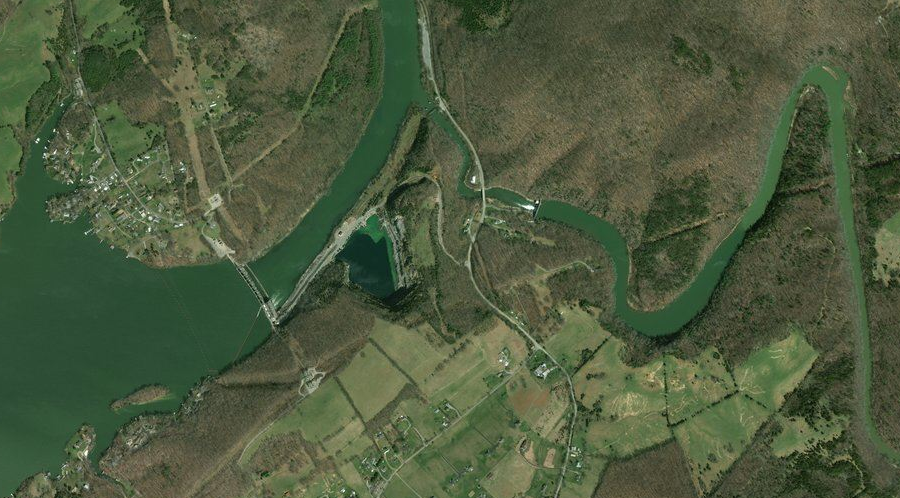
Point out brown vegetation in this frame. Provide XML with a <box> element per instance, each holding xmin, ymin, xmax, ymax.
<box><xmin>426</xmin><ymin>0</ymin><xmax>900</xmax><ymax>310</ymax></box>
<box><xmin>110</xmin><ymin>384</ymin><xmax>171</xmax><ymax>411</ymax></box>
<box><xmin>595</xmin><ymin>442</ymin><xmax>695</xmax><ymax>498</ymax></box>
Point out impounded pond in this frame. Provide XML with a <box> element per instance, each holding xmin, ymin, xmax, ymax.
<box><xmin>337</xmin><ymin>215</ymin><xmax>397</xmax><ymax>298</ymax></box>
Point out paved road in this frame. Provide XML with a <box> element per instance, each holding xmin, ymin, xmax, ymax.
<box><xmin>274</xmin><ymin>206</ymin><xmax>378</xmax><ymax>324</ymax></box>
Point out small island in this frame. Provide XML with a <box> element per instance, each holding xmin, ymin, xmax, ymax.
<box><xmin>110</xmin><ymin>384</ymin><xmax>172</xmax><ymax>412</ymax></box>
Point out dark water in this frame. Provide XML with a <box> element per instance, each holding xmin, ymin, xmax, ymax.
<box><xmin>337</xmin><ymin>231</ymin><xmax>396</xmax><ymax>299</ymax></box>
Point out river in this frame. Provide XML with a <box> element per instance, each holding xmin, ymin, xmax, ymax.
<box><xmin>248</xmin><ymin>0</ymin><xmax>427</xmax><ymax>307</ymax></box>
<box><xmin>2</xmin><ymin>0</ymin><xmax>896</xmax><ymax>492</ymax></box>
<box><xmin>245</xmin><ymin>0</ymin><xmax>896</xmax><ymax>462</ymax></box>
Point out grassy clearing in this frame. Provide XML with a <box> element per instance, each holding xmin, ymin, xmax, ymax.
<box><xmin>0</xmin><ymin>128</ymin><xmax>24</xmax><ymax>205</ymax></box>
<box><xmin>409</xmin><ymin>212</ymin><xmax>436</xmax><ymax>267</ymax></box>
<box><xmin>0</xmin><ymin>1</ymin><xmax>61</xmax><ymax>128</ymax></box>
<box><xmin>96</xmin><ymin>102</ymin><xmax>161</xmax><ymax>163</ymax></box>
<box><xmin>239</xmin><ymin>378</ymin><xmax>356</xmax><ymax>466</ymax></box>
<box><xmin>338</xmin><ymin>343</ymin><xmax>408</xmax><ymax>421</ymax></box>
<box><xmin>734</xmin><ymin>329</ymin><xmax>818</xmax><ymax>410</ymax></box>
<box><xmin>506</xmin><ymin>371</ymin><xmax>551</xmax><ymax>426</ymax></box>
<box><xmin>370</xmin><ymin>319</ymin><xmax>446</xmax><ymax>384</ymax></box>
<box><xmin>0</xmin><ymin>0</ymin><xmax>62</xmax><ymax>209</ymax></box>
<box><xmin>771</xmin><ymin>414</ymin><xmax>846</xmax><ymax>458</ymax></box>
<box><xmin>75</xmin><ymin>0</ymin><xmax>142</xmax><ymax>52</ymax></box>
<box><xmin>423</xmin><ymin>322</ymin><xmax>525</xmax><ymax>411</ymax></box>
<box><xmin>322</xmin><ymin>419</ymin><xmax>366</xmax><ymax>455</ymax></box>
<box><xmin>481</xmin><ymin>449</ymin><xmax>536</xmax><ymax>497</ymax></box>
<box><xmin>544</xmin><ymin>306</ymin><xmax>609</xmax><ymax>373</ymax></box>
<box><xmin>667</xmin><ymin>331</ymin><xmax>819</xmax><ymax>495</ymax></box>
<box><xmin>874</xmin><ymin>210</ymin><xmax>900</xmax><ymax>284</ymax></box>
<box><xmin>674</xmin><ymin>394</ymin><xmax>769</xmax><ymax>495</ymax></box>
<box><xmin>576</xmin><ymin>337</ymin><xmax>669</xmax><ymax>456</ymax></box>
<box><xmin>665</xmin><ymin>348</ymin><xmax>735</xmax><ymax>424</ymax></box>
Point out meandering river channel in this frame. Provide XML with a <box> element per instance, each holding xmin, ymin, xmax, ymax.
<box><xmin>1</xmin><ymin>0</ymin><xmax>896</xmax><ymax>492</ymax></box>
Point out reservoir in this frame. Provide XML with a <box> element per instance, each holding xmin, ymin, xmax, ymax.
<box><xmin>0</xmin><ymin>105</ymin><xmax>270</xmax><ymax>492</ymax></box>
<box><xmin>3</xmin><ymin>0</ymin><xmax>896</xmax><ymax>489</ymax></box>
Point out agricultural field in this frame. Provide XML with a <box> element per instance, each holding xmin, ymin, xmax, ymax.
<box><xmin>75</xmin><ymin>0</ymin><xmax>142</xmax><ymax>52</ymax></box>
<box><xmin>337</xmin><ymin>343</ymin><xmax>408</xmax><ymax>421</ymax></box>
<box><xmin>770</xmin><ymin>414</ymin><xmax>847</xmax><ymax>459</ymax></box>
<box><xmin>574</xmin><ymin>330</ymin><xmax>819</xmax><ymax>494</ymax></box>
<box><xmin>575</xmin><ymin>337</ymin><xmax>669</xmax><ymax>457</ymax></box>
<box><xmin>665</xmin><ymin>348</ymin><xmax>735</xmax><ymax>424</ymax></box>
<box><xmin>733</xmin><ymin>330</ymin><xmax>818</xmax><ymax>411</ymax></box>
<box><xmin>674</xmin><ymin>395</ymin><xmax>770</xmax><ymax>494</ymax></box>
<box><xmin>0</xmin><ymin>0</ymin><xmax>62</xmax><ymax>214</ymax></box>
<box><xmin>544</xmin><ymin>306</ymin><xmax>609</xmax><ymax>374</ymax></box>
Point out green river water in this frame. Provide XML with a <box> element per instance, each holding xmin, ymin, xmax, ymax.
<box><xmin>0</xmin><ymin>104</ymin><xmax>270</xmax><ymax>491</ymax></box>
<box><xmin>2</xmin><ymin>0</ymin><xmax>897</xmax><ymax>491</ymax></box>
<box><xmin>249</xmin><ymin>0</ymin><xmax>426</xmax><ymax>307</ymax></box>
<box><xmin>527</xmin><ymin>67</ymin><xmax>897</xmax><ymax>461</ymax></box>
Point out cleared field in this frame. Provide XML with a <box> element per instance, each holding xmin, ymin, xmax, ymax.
<box><xmin>673</xmin><ymin>394</ymin><xmax>769</xmax><ymax>495</ymax></box>
<box><xmin>507</xmin><ymin>371</ymin><xmax>551</xmax><ymax>426</ymax></box>
<box><xmin>0</xmin><ymin>128</ymin><xmax>24</xmax><ymax>205</ymax></box>
<box><xmin>733</xmin><ymin>330</ymin><xmax>818</xmax><ymax>410</ymax></box>
<box><xmin>75</xmin><ymin>0</ymin><xmax>142</xmax><ymax>52</ymax></box>
<box><xmin>771</xmin><ymin>414</ymin><xmax>846</xmax><ymax>458</ymax></box>
<box><xmin>665</xmin><ymin>347</ymin><xmax>735</xmax><ymax>424</ymax></box>
<box><xmin>240</xmin><ymin>378</ymin><xmax>357</xmax><ymax>466</ymax></box>
<box><xmin>544</xmin><ymin>306</ymin><xmax>609</xmax><ymax>373</ymax></box>
<box><xmin>422</xmin><ymin>322</ymin><xmax>526</xmax><ymax>411</ymax></box>
<box><xmin>0</xmin><ymin>1</ymin><xmax>60</xmax><ymax>127</ymax></box>
<box><xmin>481</xmin><ymin>449</ymin><xmax>536</xmax><ymax>498</ymax></box>
<box><xmin>873</xmin><ymin>210</ymin><xmax>900</xmax><ymax>285</ymax></box>
<box><xmin>576</xmin><ymin>337</ymin><xmax>669</xmax><ymax>456</ymax></box>
<box><xmin>370</xmin><ymin>319</ymin><xmax>446</xmax><ymax>384</ymax></box>
<box><xmin>0</xmin><ymin>0</ymin><xmax>61</xmax><ymax>211</ymax></box>
<box><xmin>96</xmin><ymin>102</ymin><xmax>161</xmax><ymax>163</ymax></box>
<box><xmin>338</xmin><ymin>343</ymin><xmax>408</xmax><ymax>421</ymax></box>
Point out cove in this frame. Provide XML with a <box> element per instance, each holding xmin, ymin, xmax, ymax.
<box><xmin>0</xmin><ymin>104</ymin><xmax>270</xmax><ymax>492</ymax></box>
<box><xmin>249</xmin><ymin>0</ymin><xmax>427</xmax><ymax>307</ymax></box>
